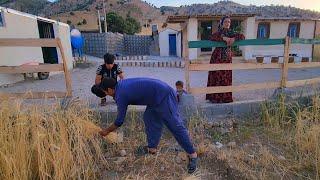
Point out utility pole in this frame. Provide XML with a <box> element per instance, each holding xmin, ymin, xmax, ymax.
<box><xmin>103</xmin><ymin>0</ymin><xmax>107</xmax><ymax>33</ymax></box>
<box><xmin>98</xmin><ymin>10</ymin><xmax>102</xmax><ymax>33</ymax></box>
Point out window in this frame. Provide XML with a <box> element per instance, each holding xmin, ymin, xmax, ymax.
<box><xmin>200</xmin><ymin>21</ymin><xmax>213</xmax><ymax>52</ymax></box>
<box><xmin>257</xmin><ymin>22</ymin><xmax>270</xmax><ymax>39</ymax></box>
<box><xmin>151</xmin><ymin>24</ymin><xmax>158</xmax><ymax>32</ymax></box>
<box><xmin>230</xmin><ymin>20</ymin><xmax>242</xmax><ymax>33</ymax></box>
<box><xmin>0</xmin><ymin>11</ymin><xmax>4</xmax><ymax>27</ymax></box>
<box><xmin>287</xmin><ymin>22</ymin><xmax>300</xmax><ymax>38</ymax></box>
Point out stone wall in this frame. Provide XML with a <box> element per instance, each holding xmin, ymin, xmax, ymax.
<box><xmin>83</xmin><ymin>32</ymin><xmax>154</xmax><ymax>57</ymax></box>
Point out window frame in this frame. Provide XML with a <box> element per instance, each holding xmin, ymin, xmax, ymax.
<box><xmin>151</xmin><ymin>24</ymin><xmax>158</xmax><ymax>32</ymax></box>
<box><xmin>199</xmin><ymin>20</ymin><xmax>213</xmax><ymax>52</ymax></box>
<box><xmin>287</xmin><ymin>22</ymin><xmax>300</xmax><ymax>38</ymax></box>
<box><xmin>257</xmin><ymin>22</ymin><xmax>270</xmax><ymax>39</ymax></box>
<box><xmin>0</xmin><ymin>9</ymin><xmax>4</xmax><ymax>27</ymax></box>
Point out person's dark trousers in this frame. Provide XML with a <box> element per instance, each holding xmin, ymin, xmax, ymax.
<box><xmin>91</xmin><ymin>84</ymin><xmax>106</xmax><ymax>98</ymax></box>
<box><xmin>143</xmin><ymin>90</ymin><xmax>195</xmax><ymax>154</ymax></box>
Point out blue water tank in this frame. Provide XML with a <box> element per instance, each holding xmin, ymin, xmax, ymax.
<box><xmin>70</xmin><ymin>29</ymin><xmax>84</xmax><ymax>49</ymax></box>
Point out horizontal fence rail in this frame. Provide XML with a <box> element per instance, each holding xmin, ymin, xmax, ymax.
<box><xmin>185</xmin><ymin>37</ymin><xmax>320</xmax><ymax>95</ymax></box>
<box><xmin>188</xmin><ymin>38</ymin><xmax>320</xmax><ymax>48</ymax></box>
<box><xmin>0</xmin><ymin>38</ymin><xmax>72</xmax><ymax>99</ymax></box>
<box><xmin>291</xmin><ymin>38</ymin><xmax>320</xmax><ymax>44</ymax></box>
<box><xmin>189</xmin><ymin>38</ymin><xmax>285</xmax><ymax>48</ymax></box>
<box><xmin>0</xmin><ymin>38</ymin><xmax>59</xmax><ymax>47</ymax></box>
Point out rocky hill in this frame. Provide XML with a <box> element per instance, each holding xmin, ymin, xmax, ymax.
<box><xmin>1</xmin><ymin>0</ymin><xmax>319</xmax><ymax>32</ymax></box>
<box><xmin>161</xmin><ymin>1</ymin><xmax>320</xmax><ymax>19</ymax></box>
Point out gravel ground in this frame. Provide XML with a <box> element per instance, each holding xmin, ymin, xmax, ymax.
<box><xmin>1</xmin><ymin>55</ymin><xmax>320</xmax><ymax>108</ymax></box>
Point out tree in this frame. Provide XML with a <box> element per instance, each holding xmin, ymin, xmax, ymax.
<box><xmin>82</xmin><ymin>19</ymin><xmax>87</xmax><ymax>25</ymax></box>
<box><xmin>124</xmin><ymin>17</ymin><xmax>141</xmax><ymax>35</ymax></box>
<box><xmin>66</xmin><ymin>20</ymin><xmax>72</xmax><ymax>25</ymax></box>
<box><xmin>126</xmin><ymin>11</ymin><xmax>131</xmax><ymax>18</ymax></box>
<box><xmin>106</xmin><ymin>12</ymin><xmax>141</xmax><ymax>35</ymax></box>
<box><xmin>106</xmin><ymin>12</ymin><xmax>126</xmax><ymax>34</ymax></box>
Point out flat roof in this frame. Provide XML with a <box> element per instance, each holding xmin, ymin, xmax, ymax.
<box><xmin>167</xmin><ymin>14</ymin><xmax>320</xmax><ymax>23</ymax></box>
<box><xmin>256</xmin><ymin>17</ymin><xmax>320</xmax><ymax>21</ymax></box>
<box><xmin>0</xmin><ymin>6</ymin><xmax>69</xmax><ymax>27</ymax></box>
<box><xmin>167</xmin><ymin>13</ymin><xmax>256</xmax><ymax>23</ymax></box>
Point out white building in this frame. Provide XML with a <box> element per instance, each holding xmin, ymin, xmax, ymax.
<box><xmin>159</xmin><ymin>27</ymin><xmax>182</xmax><ymax>57</ymax></box>
<box><xmin>0</xmin><ymin>7</ymin><xmax>73</xmax><ymax>86</ymax></box>
<box><xmin>167</xmin><ymin>14</ymin><xmax>320</xmax><ymax>62</ymax></box>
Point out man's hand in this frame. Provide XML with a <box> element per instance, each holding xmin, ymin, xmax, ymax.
<box><xmin>119</xmin><ymin>72</ymin><xmax>125</xmax><ymax>80</ymax></box>
<box><xmin>95</xmin><ymin>75</ymin><xmax>102</xmax><ymax>85</ymax></box>
<box><xmin>99</xmin><ymin>128</ymin><xmax>111</xmax><ymax>137</ymax></box>
<box><xmin>99</xmin><ymin>124</ymin><xmax>118</xmax><ymax>137</ymax></box>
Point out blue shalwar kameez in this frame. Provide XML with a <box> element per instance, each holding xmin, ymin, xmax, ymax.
<box><xmin>113</xmin><ymin>78</ymin><xmax>195</xmax><ymax>154</ymax></box>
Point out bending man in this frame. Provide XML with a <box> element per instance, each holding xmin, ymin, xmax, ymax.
<box><xmin>99</xmin><ymin>77</ymin><xmax>198</xmax><ymax>173</ymax></box>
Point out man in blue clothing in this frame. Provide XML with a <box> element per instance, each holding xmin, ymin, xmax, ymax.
<box><xmin>99</xmin><ymin>77</ymin><xmax>198</xmax><ymax>173</ymax></box>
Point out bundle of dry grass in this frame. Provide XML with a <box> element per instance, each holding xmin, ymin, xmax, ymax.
<box><xmin>0</xmin><ymin>99</ymin><xmax>108</xmax><ymax>180</ymax></box>
<box><xmin>78</xmin><ymin>119</ymin><xmax>123</xmax><ymax>143</ymax></box>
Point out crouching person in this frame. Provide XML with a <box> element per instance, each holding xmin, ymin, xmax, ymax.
<box><xmin>91</xmin><ymin>53</ymin><xmax>124</xmax><ymax>106</ymax></box>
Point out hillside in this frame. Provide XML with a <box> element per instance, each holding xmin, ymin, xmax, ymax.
<box><xmin>1</xmin><ymin>0</ymin><xmax>320</xmax><ymax>32</ymax></box>
<box><xmin>45</xmin><ymin>0</ymin><xmax>165</xmax><ymax>31</ymax></box>
<box><xmin>0</xmin><ymin>0</ymin><xmax>165</xmax><ymax>30</ymax></box>
<box><xmin>161</xmin><ymin>1</ymin><xmax>320</xmax><ymax>19</ymax></box>
<box><xmin>0</xmin><ymin>0</ymin><xmax>50</xmax><ymax>15</ymax></box>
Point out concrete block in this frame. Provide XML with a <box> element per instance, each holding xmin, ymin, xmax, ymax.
<box><xmin>272</xmin><ymin>87</ymin><xmax>295</xmax><ymax>101</ymax></box>
<box><xmin>294</xmin><ymin>56</ymin><xmax>302</xmax><ymax>63</ymax></box>
<box><xmin>279</xmin><ymin>56</ymin><xmax>284</xmax><ymax>63</ymax></box>
<box><xmin>263</xmin><ymin>56</ymin><xmax>272</xmax><ymax>64</ymax></box>
<box><xmin>178</xmin><ymin>94</ymin><xmax>197</xmax><ymax>119</ymax></box>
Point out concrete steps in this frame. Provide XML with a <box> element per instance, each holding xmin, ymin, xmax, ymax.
<box><xmin>115</xmin><ymin>56</ymin><xmax>184</xmax><ymax>68</ymax></box>
<box><xmin>115</xmin><ymin>55</ymin><xmax>148</xmax><ymax>61</ymax></box>
<box><xmin>115</xmin><ymin>60</ymin><xmax>185</xmax><ymax>68</ymax></box>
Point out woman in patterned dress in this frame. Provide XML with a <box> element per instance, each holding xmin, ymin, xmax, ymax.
<box><xmin>206</xmin><ymin>16</ymin><xmax>245</xmax><ymax>103</ymax></box>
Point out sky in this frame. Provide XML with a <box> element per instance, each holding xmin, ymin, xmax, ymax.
<box><xmin>47</xmin><ymin>0</ymin><xmax>320</xmax><ymax>12</ymax></box>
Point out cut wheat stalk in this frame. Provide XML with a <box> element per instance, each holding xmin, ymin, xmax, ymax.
<box><xmin>78</xmin><ymin>119</ymin><xmax>123</xmax><ymax>143</ymax></box>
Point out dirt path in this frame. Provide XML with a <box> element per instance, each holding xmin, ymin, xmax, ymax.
<box><xmin>1</xmin><ymin>56</ymin><xmax>320</xmax><ymax>108</ymax></box>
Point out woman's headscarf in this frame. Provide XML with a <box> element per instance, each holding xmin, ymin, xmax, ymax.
<box><xmin>218</xmin><ymin>16</ymin><xmax>235</xmax><ymax>37</ymax></box>
<box><xmin>217</xmin><ymin>16</ymin><xmax>234</xmax><ymax>59</ymax></box>
<box><xmin>218</xmin><ymin>16</ymin><xmax>230</xmax><ymax>31</ymax></box>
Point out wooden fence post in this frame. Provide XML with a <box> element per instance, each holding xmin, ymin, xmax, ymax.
<box><xmin>281</xmin><ymin>36</ymin><xmax>291</xmax><ymax>88</ymax></box>
<box><xmin>185</xmin><ymin>58</ymin><xmax>191</xmax><ymax>93</ymax></box>
<box><xmin>57</xmin><ymin>38</ymin><xmax>73</xmax><ymax>97</ymax></box>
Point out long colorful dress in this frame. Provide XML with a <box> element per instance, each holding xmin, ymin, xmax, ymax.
<box><xmin>206</xmin><ymin>29</ymin><xmax>245</xmax><ymax>103</ymax></box>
